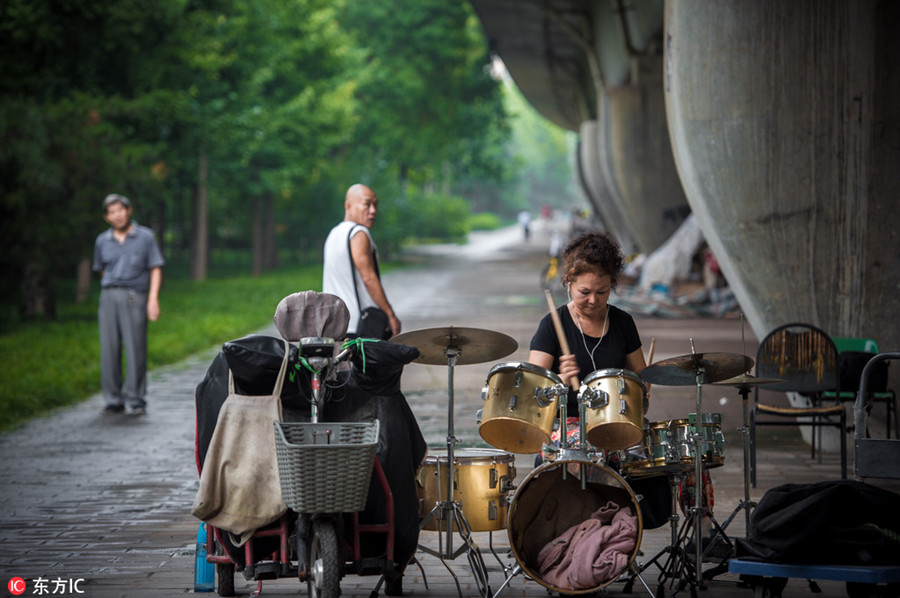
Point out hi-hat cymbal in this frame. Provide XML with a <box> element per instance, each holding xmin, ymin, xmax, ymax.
<box><xmin>392</xmin><ymin>326</ymin><xmax>518</xmax><ymax>366</ymax></box>
<box><xmin>711</xmin><ymin>373</ymin><xmax>785</xmax><ymax>390</ymax></box>
<box><xmin>640</xmin><ymin>352</ymin><xmax>754</xmax><ymax>386</ymax></box>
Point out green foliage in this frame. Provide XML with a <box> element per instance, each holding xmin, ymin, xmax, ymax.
<box><xmin>468</xmin><ymin>212</ymin><xmax>502</xmax><ymax>231</ymax></box>
<box><xmin>501</xmin><ymin>80</ymin><xmax>582</xmax><ymax>213</ymax></box>
<box><xmin>338</xmin><ymin>0</ymin><xmax>510</xmax><ymax>192</ymax></box>
<box><xmin>0</xmin><ymin>0</ymin><xmax>520</xmax><ymax>320</ymax></box>
<box><xmin>378</xmin><ymin>188</ymin><xmax>472</xmax><ymax>251</ymax></box>
<box><xmin>0</xmin><ymin>265</ymin><xmax>323</xmax><ymax>432</ymax></box>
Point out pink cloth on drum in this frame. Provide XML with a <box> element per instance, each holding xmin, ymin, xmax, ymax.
<box><xmin>536</xmin><ymin>501</ymin><xmax>638</xmax><ymax>590</ymax></box>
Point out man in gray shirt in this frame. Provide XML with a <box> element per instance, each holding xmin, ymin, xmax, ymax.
<box><xmin>92</xmin><ymin>194</ymin><xmax>165</xmax><ymax>416</ymax></box>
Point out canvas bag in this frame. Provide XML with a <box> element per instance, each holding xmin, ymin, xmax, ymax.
<box><xmin>192</xmin><ymin>338</ymin><xmax>290</xmax><ymax>543</ymax></box>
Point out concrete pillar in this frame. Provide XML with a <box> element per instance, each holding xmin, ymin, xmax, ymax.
<box><xmin>664</xmin><ymin>0</ymin><xmax>900</xmax><ymax>348</ymax></box>
<box><xmin>578</xmin><ymin>120</ymin><xmax>635</xmax><ymax>250</ymax></box>
<box><xmin>599</xmin><ymin>58</ymin><xmax>690</xmax><ymax>254</ymax></box>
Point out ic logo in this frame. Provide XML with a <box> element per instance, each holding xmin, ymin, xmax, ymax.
<box><xmin>8</xmin><ymin>577</ymin><xmax>26</xmax><ymax>595</ymax></box>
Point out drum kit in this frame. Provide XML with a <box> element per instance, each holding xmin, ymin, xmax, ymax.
<box><xmin>394</xmin><ymin>322</ymin><xmax>782</xmax><ymax>598</ymax></box>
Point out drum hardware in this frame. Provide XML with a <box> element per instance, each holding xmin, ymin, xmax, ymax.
<box><xmin>393</xmin><ymin>326</ymin><xmax>517</xmax><ymax>598</ymax></box>
<box><xmin>712</xmin><ymin>373</ymin><xmax>784</xmax><ymax>538</ymax></box>
<box><xmin>710</xmin><ymin>314</ymin><xmax>784</xmax><ymax>539</ymax></box>
<box><xmin>622</xmin><ymin>471</ymin><xmax>685</xmax><ymax>593</ymax></box>
<box><xmin>641</xmin><ymin>343</ymin><xmax>754</xmax><ymax>590</ymax></box>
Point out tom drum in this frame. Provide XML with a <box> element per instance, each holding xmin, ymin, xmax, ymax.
<box><xmin>581</xmin><ymin>369</ymin><xmax>646</xmax><ymax>451</ymax></box>
<box><xmin>479</xmin><ymin>362</ymin><xmax>564</xmax><ymax>454</ymax></box>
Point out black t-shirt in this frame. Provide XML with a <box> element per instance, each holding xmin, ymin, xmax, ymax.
<box><xmin>530</xmin><ymin>304</ymin><xmax>642</xmax><ymax>413</ymax></box>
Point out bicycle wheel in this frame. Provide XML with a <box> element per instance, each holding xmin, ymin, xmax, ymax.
<box><xmin>214</xmin><ymin>544</ymin><xmax>235</xmax><ymax>597</ymax></box>
<box><xmin>307</xmin><ymin>518</ymin><xmax>341</xmax><ymax>598</ymax></box>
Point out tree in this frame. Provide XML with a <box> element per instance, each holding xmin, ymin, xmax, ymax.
<box><xmin>0</xmin><ymin>0</ymin><xmax>185</xmax><ymax>315</ymax></box>
<box><xmin>339</xmin><ymin>0</ymin><xmax>510</xmax><ymax>195</ymax></box>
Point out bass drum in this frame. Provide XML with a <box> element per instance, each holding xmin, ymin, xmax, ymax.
<box><xmin>507</xmin><ymin>459</ymin><xmax>643</xmax><ymax>594</ymax></box>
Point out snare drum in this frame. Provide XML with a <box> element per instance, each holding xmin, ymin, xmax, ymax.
<box><xmin>581</xmin><ymin>369</ymin><xmax>646</xmax><ymax>451</ymax></box>
<box><xmin>479</xmin><ymin>362</ymin><xmax>564</xmax><ymax>454</ymax></box>
<box><xmin>416</xmin><ymin>448</ymin><xmax>516</xmax><ymax>532</ymax></box>
<box><xmin>507</xmin><ymin>459</ymin><xmax>643</xmax><ymax>593</ymax></box>
<box><xmin>658</xmin><ymin>419</ymin><xmax>694</xmax><ymax>468</ymax></box>
<box><xmin>689</xmin><ymin>412</ymin><xmax>725</xmax><ymax>469</ymax></box>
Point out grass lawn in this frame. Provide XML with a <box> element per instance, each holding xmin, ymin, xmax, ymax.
<box><xmin>0</xmin><ymin>265</ymin><xmax>324</xmax><ymax>433</ymax></box>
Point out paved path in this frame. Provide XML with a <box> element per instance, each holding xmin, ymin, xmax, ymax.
<box><xmin>1</xmin><ymin>224</ymin><xmax>897</xmax><ymax>598</ymax></box>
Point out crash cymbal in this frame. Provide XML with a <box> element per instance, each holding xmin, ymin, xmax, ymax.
<box><xmin>711</xmin><ymin>373</ymin><xmax>785</xmax><ymax>390</ymax></box>
<box><xmin>640</xmin><ymin>352</ymin><xmax>754</xmax><ymax>386</ymax></box>
<box><xmin>392</xmin><ymin>326</ymin><xmax>518</xmax><ymax>366</ymax></box>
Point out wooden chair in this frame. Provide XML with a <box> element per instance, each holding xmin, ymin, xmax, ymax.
<box><xmin>825</xmin><ymin>337</ymin><xmax>897</xmax><ymax>438</ymax></box>
<box><xmin>749</xmin><ymin>323</ymin><xmax>846</xmax><ymax>486</ymax></box>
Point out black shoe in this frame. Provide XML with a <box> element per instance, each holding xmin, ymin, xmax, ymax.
<box><xmin>101</xmin><ymin>405</ymin><xmax>125</xmax><ymax>415</ymax></box>
<box><xmin>385</xmin><ymin>575</ymin><xmax>403</xmax><ymax>596</ymax></box>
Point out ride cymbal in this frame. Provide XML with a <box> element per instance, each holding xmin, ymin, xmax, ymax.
<box><xmin>711</xmin><ymin>373</ymin><xmax>785</xmax><ymax>390</ymax></box>
<box><xmin>639</xmin><ymin>352</ymin><xmax>754</xmax><ymax>386</ymax></box>
<box><xmin>392</xmin><ymin>326</ymin><xmax>518</xmax><ymax>366</ymax></box>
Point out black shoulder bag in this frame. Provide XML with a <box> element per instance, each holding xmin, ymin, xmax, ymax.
<box><xmin>348</xmin><ymin>226</ymin><xmax>392</xmax><ymax>339</ymax></box>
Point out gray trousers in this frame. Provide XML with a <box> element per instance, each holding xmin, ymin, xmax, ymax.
<box><xmin>99</xmin><ymin>288</ymin><xmax>148</xmax><ymax>408</ymax></box>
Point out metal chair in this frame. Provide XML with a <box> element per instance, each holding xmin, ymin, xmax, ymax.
<box><xmin>854</xmin><ymin>352</ymin><xmax>900</xmax><ymax>479</ymax></box>
<box><xmin>749</xmin><ymin>323</ymin><xmax>846</xmax><ymax>486</ymax></box>
<box><xmin>825</xmin><ymin>337</ymin><xmax>897</xmax><ymax>439</ymax></box>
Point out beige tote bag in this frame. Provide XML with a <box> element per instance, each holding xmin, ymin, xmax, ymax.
<box><xmin>192</xmin><ymin>339</ymin><xmax>290</xmax><ymax>542</ymax></box>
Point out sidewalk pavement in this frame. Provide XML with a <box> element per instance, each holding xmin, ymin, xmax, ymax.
<box><xmin>1</xmin><ymin>224</ymin><xmax>897</xmax><ymax>598</ymax></box>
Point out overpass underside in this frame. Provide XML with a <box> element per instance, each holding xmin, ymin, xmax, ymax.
<box><xmin>470</xmin><ymin>0</ymin><xmax>900</xmax><ymax>348</ymax></box>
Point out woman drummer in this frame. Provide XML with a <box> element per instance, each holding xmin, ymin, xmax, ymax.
<box><xmin>528</xmin><ymin>231</ymin><xmax>724</xmax><ymax>557</ymax></box>
<box><xmin>529</xmin><ymin>230</ymin><xmax>647</xmax><ymax>459</ymax></box>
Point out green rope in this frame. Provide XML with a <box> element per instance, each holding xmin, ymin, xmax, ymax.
<box><xmin>342</xmin><ymin>337</ymin><xmax>377</xmax><ymax>373</ymax></box>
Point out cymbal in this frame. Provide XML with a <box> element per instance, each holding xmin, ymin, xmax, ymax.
<box><xmin>392</xmin><ymin>326</ymin><xmax>518</xmax><ymax>366</ymax></box>
<box><xmin>711</xmin><ymin>373</ymin><xmax>786</xmax><ymax>390</ymax></box>
<box><xmin>640</xmin><ymin>352</ymin><xmax>754</xmax><ymax>386</ymax></box>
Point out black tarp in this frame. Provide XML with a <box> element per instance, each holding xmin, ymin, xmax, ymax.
<box><xmin>735</xmin><ymin>480</ymin><xmax>900</xmax><ymax>565</ymax></box>
<box><xmin>194</xmin><ymin>335</ymin><xmax>427</xmax><ymax>572</ymax></box>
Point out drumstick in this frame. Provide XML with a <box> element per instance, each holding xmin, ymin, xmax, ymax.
<box><xmin>644</xmin><ymin>337</ymin><xmax>655</xmax><ymax>398</ymax></box>
<box><xmin>544</xmin><ymin>289</ymin><xmax>580</xmax><ymax>389</ymax></box>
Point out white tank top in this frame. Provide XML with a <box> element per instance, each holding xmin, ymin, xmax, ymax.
<box><xmin>322</xmin><ymin>221</ymin><xmax>378</xmax><ymax>334</ymax></box>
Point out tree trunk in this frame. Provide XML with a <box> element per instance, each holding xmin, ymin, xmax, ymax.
<box><xmin>251</xmin><ymin>195</ymin><xmax>263</xmax><ymax>277</ymax></box>
<box><xmin>262</xmin><ymin>191</ymin><xmax>278</xmax><ymax>269</ymax></box>
<box><xmin>75</xmin><ymin>257</ymin><xmax>91</xmax><ymax>303</ymax></box>
<box><xmin>20</xmin><ymin>260</ymin><xmax>56</xmax><ymax>320</ymax></box>
<box><xmin>191</xmin><ymin>151</ymin><xmax>209</xmax><ymax>281</ymax></box>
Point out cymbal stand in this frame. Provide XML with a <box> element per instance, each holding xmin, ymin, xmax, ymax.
<box><xmin>623</xmin><ymin>471</ymin><xmax>683</xmax><ymax>592</ymax></box>
<box><xmin>719</xmin><ymin>385</ymin><xmax>756</xmax><ymax>536</ymax></box>
<box><xmin>657</xmin><ymin>366</ymin><xmax>737</xmax><ymax>596</ymax></box>
<box><xmin>656</xmin><ymin>364</ymin><xmax>709</xmax><ymax>593</ymax></box>
<box><xmin>720</xmin><ymin>314</ymin><xmax>756</xmax><ymax>537</ymax></box>
<box><xmin>417</xmin><ymin>345</ymin><xmax>491</xmax><ymax>598</ymax></box>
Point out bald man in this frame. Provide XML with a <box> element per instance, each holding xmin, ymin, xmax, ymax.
<box><xmin>322</xmin><ymin>184</ymin><xmax>401</xmax><ymax>338</ymax></box>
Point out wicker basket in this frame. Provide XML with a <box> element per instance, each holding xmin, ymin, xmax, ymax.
<box><xmin>274</xmin><ymin>420</ymin><xmax>379</xmax><ymax>513</ymax></box>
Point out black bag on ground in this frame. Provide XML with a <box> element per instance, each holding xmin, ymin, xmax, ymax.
<box><xmin>735</xmin><ymin>480</ymin><xmax>900</xmax><ymax>565</ymax></box>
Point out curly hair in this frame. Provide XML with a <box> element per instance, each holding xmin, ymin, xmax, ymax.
<box><xmin>561</xmin><ymin>232</ymin><xmax>625</xmax><ymax>289</ymax></box>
